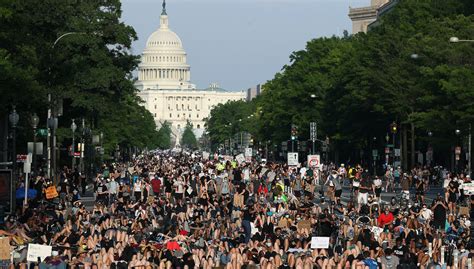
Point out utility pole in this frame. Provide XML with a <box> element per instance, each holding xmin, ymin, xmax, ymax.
<box><xmin>310</xmin><ymin>122</ymin><xmax>317</xmax><ymax>155</ymax></box>
<box><xmin>469</xmin><ymin>124</ymin><xmax>472</xmax><ymax>177</ymax></box>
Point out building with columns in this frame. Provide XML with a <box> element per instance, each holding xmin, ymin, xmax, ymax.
<box><xmin>136</xmin><ymin>1</ymin><xmax>245</xmax><ymax>142</ymax></box>
<box><xmin>348</xmin><ymin>0</ymin><xmax>394</xmax><ymax>34</ymax></box>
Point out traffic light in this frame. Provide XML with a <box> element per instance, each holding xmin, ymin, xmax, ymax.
<box><xmin>291</xmin><ymin>124</ymin><xmax>298</xmax><ymax>140</ymax></box>
<box><xmin>390</xmin><ymin>122</ymin><xmax>397</xmax><ymax>134</ymax></box>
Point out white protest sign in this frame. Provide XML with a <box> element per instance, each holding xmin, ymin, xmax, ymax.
<box><xmin>307</xmin><ymin>155</ymin><xmax>321</xmax><ymax>168</ymax></box>
<box><xmin>310</xmin><ymin>237</ymin><xmax>330</xmax><ymax>249</ymax></box>
<box><xmin>236</xmin><ymin>154</ymin><xmax>245</xmax><ymax>164</ymax></box>
<box><xmin>463</xmin><ymin>182</ymin><xmax>474</xmax><ymax>195</ymax></box>
<box><xmin>27</xmin><ymin>244</ymin><xmax>52</xmax><ymax>262</ymax></box>
<box><xmin>287</xmin><ymin>153</ymin><xmax>299</xmax><ymax>166</ymax></box>
<box><xmin>370</xmin><ymin>226</ymin><xmax>383</xmax><ymax>240</ymax></box>
<box><xmin>202</xmin><ymin>152</ymin><xmax>210</xmax><ymax>160</ymax></box>
<box><xmin>245</xmin><ymin>148</ymin><xmax>253</xmax><ymax>157</ymax></box>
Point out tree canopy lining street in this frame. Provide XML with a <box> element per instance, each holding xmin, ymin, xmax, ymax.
<box><xmin>205</xmin><ymin>0</ymin><xmax>474</xmax><ymax>168</ymax></box>
<box><xmin>0</xmin><ymin>0</ymin><xmax>161</xmax><ymax>160</ymax></box>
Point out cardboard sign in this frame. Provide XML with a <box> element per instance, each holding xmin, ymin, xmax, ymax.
<box><xmin>287</xmin><ymin>153</ymin><xmax>299</xmax><ymax>166</ymax></box>
<box><xmin>236</xmin><ymin>154</ymin><xmax>245</xmax><ymax>164</ymax></box>
<box><xmin>45</xmin><ymin>186</ymin><xmax>58</xmax><ymax>200</ymax></box>
<box><xmin>310</xmin><ymin>237</ymin><xmax>330</xmax><ymax>249</ymax></box>
<box><xmin>27</xmin><ymin>244</ymin><xmax>52</xmax><ymax>262</ymax></box>
<box><xmin>0</xmin><ymin>237</ymin><xmax>10</xmax><ymax>260</ymax></box>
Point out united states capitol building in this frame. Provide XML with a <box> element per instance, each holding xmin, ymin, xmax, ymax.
<box><xmin>135</xmin><ymin>1</ymin><xmax>245</xmax><ymax>141</ymax></box>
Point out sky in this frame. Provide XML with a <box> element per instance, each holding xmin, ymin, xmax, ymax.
<box><xmin>121</xmin><ymin>0</ymin><xmax>368</xmax><ymax>91</ymax></box>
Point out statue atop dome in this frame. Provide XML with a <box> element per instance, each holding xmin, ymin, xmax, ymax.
<box><xmin>161</xmin><ymin>0</ymin><xmax>167</xmax><ymax>15</ymax></box>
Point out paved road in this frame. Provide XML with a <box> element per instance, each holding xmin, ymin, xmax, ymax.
<box><xmin>337</xmin><ymin>184</ymin><xmax>445</xmax><ymax>206</ymax></box>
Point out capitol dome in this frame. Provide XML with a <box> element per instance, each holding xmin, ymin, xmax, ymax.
<box><xmin>146</xmin><ymin>28</ymin><xmax>183</xmax><ymax>50</ymax></box>
<box><xmin>135</xmin><ymin>1</ymin><xmax>195</xmax><ymax>91</ymax></box>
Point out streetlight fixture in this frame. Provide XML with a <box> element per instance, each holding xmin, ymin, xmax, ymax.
<box><xmin>455</xmin><ymin>129</ymin><xmax>461</xmax><ymax>136</ymax></box>
<box><xmin>100</xmin><ymin>132</ymin><xmax>104</xmax><ymax>165</ymax></box>
<box><xmin>410</xmin><ymin>53</ymin><xmax>419</xmax><ymax>60</ymax></box>
<box><xmin>428</xmin><ymin>131</ymin><xmax>433</xmax><ymax>137</ymax></box>
<box><xmin>71</xmin><ymin>119</ymin><xmax>77</xmax><ymax>170</ymax></box>
<box><xmin>30</xmin><ymin>113</ymin><xmax>39</xmax><ymax>174</ymax></box>
<box><xmin>9</xmin><ymin>106</ymin><xmax>19</xmax><ymax>213</ymax></box>
<box><xmin>310</xmin><ymin>94</ymin><xmax>317</xmax><ymax>99</ymax></box>
<box><xmin>449</xmin><ymin>37</ymin><xmax>474</xmax><ymax>43</ymax></box>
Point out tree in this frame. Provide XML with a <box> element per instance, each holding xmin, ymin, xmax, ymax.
<box><xmin>156</xmin><ymin>121</ymin><xmax>172</xmax><ymax>149</ymax></box>
<box><xmin>0</xmin><ymin>0</ymin><xmax>161</xmax><ymax>158</ymax></box>
<box><xmin>181</xmin><ymin>120</ymin><xmax>197</xmax><ymax>149</ymax></box>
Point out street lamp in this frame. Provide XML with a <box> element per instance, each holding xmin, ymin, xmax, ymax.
<box><xmin>373</xmin><ymin>136</ymin><xmax>377</xmax><ymax>175</ymax></box>
<box><xmin>9</xmin><ymin>106</ymin><xmax>19</xmax><ymax>213</ymax></box>
<box><xmin>100</xmin><ymin>132</ymin><xmax>104</xmax><ymax>165</ymax></box>
<box><xmin>455</xmin><ymin>129</ymin><xmax>461</xmax><ymax>172</ymax></box>
<box><xmin>410</xmin><ymin>53</ymin><xmax>419</xmax><ymax>60</ymax></box>
<box><xmin>30</xmin><ymin>113</ymin><xmax>39</xmax><ymax>174</ymax></box>
<box><xmin>310</xmin><ymin>94</ymin><xmax>317</xmax><ymax>99</ymax></box>
<box><xmin>449</xmin><ymin>36</ymin><xmax>474</xmax><ymax>43</ymax></box>
<box><xmin>428</xmin><ymin>131</ymin><xmax>433</xmax><ymax>137</ymax></box>
<box><xmin>71</xmin><ymin>119</ymin><xmax>77</xmax><ymax>170</ymax></box>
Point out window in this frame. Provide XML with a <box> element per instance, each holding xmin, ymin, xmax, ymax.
<box><xmin>197</xmin><ymin>114</ymin><xmax>199</xmax><ymax>118</ymax></box>
<box><xmin>170</xmin><ymin>113</ymin><xmax>172</xmax><ymax>118</ymax></box>
<box><xmin>197</xmin><ymin>124</ymin><xmax>201</xmax><ymax>129</ymax></box>
<box><xmin>189</xmin><ymin>114</ymin><xmax>191</xmax><ymax>118</ymax></box>
<box><xmin>154</xmin><ymin>105</ymin><xmax>157</xmax><ymax>109</ymax></box>
<box><xmin>154</xmin><ymin>113</ymin><xmax>157</xmax><ymax>117</ymax></box>
<box><xmin>177</xmin><ymin>114</ymin><xmax>180</xmax><ymax>118</ymax></box>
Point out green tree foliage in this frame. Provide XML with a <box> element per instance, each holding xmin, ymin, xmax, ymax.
<box><xmin>205</xmin><ymin>0</ymin><xmax>474</xmax><ymax>164</ymax></box>
<box><xmin>0</xmin><ymin>0</ymin><xmax>159</xmax><ymax>155</ymax></box>
<box><xmin>156</xmin><ymin>121</ymin><xmax>172</xmax><ymax>149</ymax></box>
<box><xmin>181</xmin><ymin>120</ymin><xmax>197</xmax><ymax>149</ymax></box>
<box><xmin>205</xmin><ymin>100</ymin><xmax>256</xmax><ymax>149</ymax></box>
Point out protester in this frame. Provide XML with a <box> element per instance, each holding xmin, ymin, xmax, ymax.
<box><xmin>1</xmin><ymin>150</ymin><xmax>473</xmax><ymax>269</ymax></box>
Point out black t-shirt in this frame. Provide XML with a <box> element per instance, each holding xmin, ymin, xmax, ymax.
<box><xmin>393</xmin><ymin>244</ymin><xmax>408</xmax><ymax>258</ymax></box>
<box><xmin>233</xmin><ymin>169</ymin><xmax>242</xmax><ymax>182</ymax></box>
<box><xmin>359</xmin><ymin>178</ymin><xmax>372</xmax><ymax>193</ymax></box>
<box><xmin>243</xmin><ymin>208</ymin><xmax>252</xmax><ymax>221</ymax></box>
<box><xmin>433</xmin><ymin>202</ymin><xmax>447</xmax><ymax>224</ymax></box>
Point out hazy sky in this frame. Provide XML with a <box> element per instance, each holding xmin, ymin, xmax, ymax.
<box><xmin>121</xmin><ymin>0</ymin><xmax>368</xmax><ymax>91</ymax></box>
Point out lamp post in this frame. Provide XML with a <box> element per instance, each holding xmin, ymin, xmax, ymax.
<box><xmin>100</xmin><ymin>132</ymin><xmax>104</xmax><ymax>166</ymax></box>
<box><xmin>9</xmin><ymin>107</ymin><xmax>19</xmax><ymax>213</ymax></box>
<box><xmin>449</xmin><ymin>37</ymin><xmax>474</xmax><ymax>43</ymax></box>
<box><xmin>30</xmin><ymin>113</ymin><xmax>39</xmax><ymax>175</ymax></box>
<box><xmin>373</xmin><ymin>136</ymin><xmax>377</xmax><ymax>175</ymax></box>
<box><xmin>455</xmin><ymin>129</ymin><xmax>461</xmax><ymax>173</ymax></box>
<box><xmin>71</xmin><ymin>119</ymin><xmax>77</xmax><ymax>170</ymax></box>
<box><xmin>80</xmin><ymin>118</ymin><xmax>85</xmax><ymax>174</ymax></box>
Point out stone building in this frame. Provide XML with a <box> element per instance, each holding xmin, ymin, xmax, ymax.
<box><xmin>135</xmin><ymin>1</ymin><xmax>245</xmax><ymax>142</ymax></box>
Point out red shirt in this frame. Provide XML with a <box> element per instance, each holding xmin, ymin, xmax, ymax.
<box><xmin>151</xmin><ymin>178</ymin><xmax>161</xmax><ymax>194</ymax></box>
<box><xmin>377</xmin><ymin>212</ymin><xmax>394</xmax><ymax>227</ymax></box>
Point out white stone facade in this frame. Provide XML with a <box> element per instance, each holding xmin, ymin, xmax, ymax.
<box><xmin>135</xmin><ymin>2</ymin><xmax>245</xmax><ymax>140</ymax></box>
<box><xmin>348</xmin><ymin>0</ymin><xmax>390</xmax><ymax>34</ymax></box>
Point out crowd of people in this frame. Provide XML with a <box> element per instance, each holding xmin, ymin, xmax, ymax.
<box><xmin>2</xmin><ymin>150</ymin><xmax>474</xmax><ymax>269</ymax></box>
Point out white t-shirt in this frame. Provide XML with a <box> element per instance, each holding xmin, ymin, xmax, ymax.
<box><xmin>373</xmin><ymin>178</ymin><xmax>382</xmax><ymax>188</ymax></box>
<box><xmin>174</xmin><ymin>180</ymin><xmax>185</xmax><ymax>194</ymax></box>
<box><xmin>420</xmin><ymin>208</ymin><xmax>433</xmax><ymax>220</ymax></box>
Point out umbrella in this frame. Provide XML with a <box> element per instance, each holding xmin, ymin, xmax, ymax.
<box><xmin>16</xmin><ymin>187</ymin><xmax>37</xmax><ymax>200</ymax></box>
